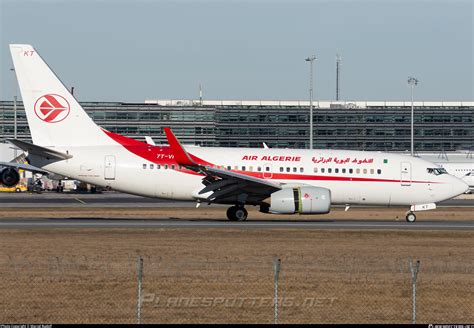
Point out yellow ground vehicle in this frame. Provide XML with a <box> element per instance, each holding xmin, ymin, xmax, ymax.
<box><xmin>0</xmin><ymin>183</ymin><xmax>27</xmax><ymax>192</ymax></box>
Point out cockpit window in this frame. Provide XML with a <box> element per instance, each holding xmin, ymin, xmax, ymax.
<box><xmin>427</xmin><ymin>168</ymin><xmax>448</xmax><ymax>175</ymax></box>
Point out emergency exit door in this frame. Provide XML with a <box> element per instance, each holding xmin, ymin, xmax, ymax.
<box><xmin>104</xmin><ymin>155</ymin><xmax>116</xmax><ymax>180</ymax></box>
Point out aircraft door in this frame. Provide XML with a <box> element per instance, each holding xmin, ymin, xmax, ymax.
<box><xmin>104</xmin><ymin>155</ymin><xmax>116</xmax><ymax>180</ymax></box>
<box><xmin>400</xmin><ymin>162</ymin><xmax>411</xmax><ymax>186</ymax></box>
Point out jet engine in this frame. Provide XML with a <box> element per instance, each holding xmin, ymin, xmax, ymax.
<box><xmin>261</xmin><ymin>187</ymin><xmax>331</xmax><ymax>214</ymax></box>
<box><xmin>0</xmin><ymin>167</ymin><xmax>20</xmax><ymax>187</ymax></box>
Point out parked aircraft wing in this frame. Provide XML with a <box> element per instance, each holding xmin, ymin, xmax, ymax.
<box><xmin>0</xmin><ymin>161</ymin><xmax>49</xmax><ymax>175</ymax></box>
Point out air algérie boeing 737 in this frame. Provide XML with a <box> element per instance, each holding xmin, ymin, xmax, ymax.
<box><xmin>1</xmin><ymin>44</ymin><xmax>469</xmax><ymax>222</ymax></box>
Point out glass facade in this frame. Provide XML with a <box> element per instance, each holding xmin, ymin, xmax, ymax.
<box><xmin>0</xmin><ymin>100</ymin><xmax>472</xmax><ymax>151</ymax></box>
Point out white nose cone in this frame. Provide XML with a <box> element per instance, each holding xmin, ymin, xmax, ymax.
<box><xmin>452</xmin><ymin>177</ymin><xmax>469</xmax><ymax>198</ymax></box>
<box><xmin>453</xmin><ymin>179</ymin><xmax>469</xmax><ymax>195</ymax></box>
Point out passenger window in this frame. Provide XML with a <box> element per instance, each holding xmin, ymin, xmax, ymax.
<box><xmin>356</xmin><ymin>168</ymin><xmax>360</xmax><ymax>174</ymax></box>
<box><xmin>314</xmin><ymin>167</ymin><xmax>318</xmax><ymax>173</ymax></box>
<box><xmin>286</xmin><ymin>167</ymin><xmax>290</xmax><ymax>172</ymax></box>
<box><xmin>234</xmin><ymin>166</ymin><xmax>239</xmax><ymax>170</ymax></box>
<box><xmin>165</xmin><ymin>165</ymin><xmax>168</xmax><ymax>170</ymax></box>
<box><xmin>266</xmin><ymin>167</ymin><xmax>270</xmax><ymax>172</ymax></box>
<box><xmin>377</xmin><ymin>169</ymin><xmax>381</xmax><ymax>174</ymax></box>
<box><xmin>335</xmin><ymin>168</ymin><xmax>339</xmax><ymax>174</ymax></box>
<box><xmin>328</xmin><ymin>168</ymin><xmax>332</xmax><ymax>173</ymax></box>
<box><xmin>370</xmin><ymin>169</ymin><xmax>374</xmax><ymax>174</ymax></box>
<box><xmin>349</xmin><ymin>168</ymin><xmax>353</xmax><ymax>174</ymax></box>
<box><xmin>227</xmin><ymin>166</ymin><xmax>231</xmax><ymax>170</ymax></box>
<box><xmin>293</xmin><ymin>167</ymin><xmax>297</xmax><ymax>173</ymax></box>
<box><xmin>321</xmin><ymin>168</ymin><xmax>325</xmax><ymax>173</ymax></box>
<box><xmin>150</xmin><ymin>164</ymin><xmax>154</xmax><ymax>169</ymax></box>
<box><xmin>300</xmin><ymin>167</ymin><xmax>304</xmax><ymax>173</ymax></box>
<box><xmin>249</xmin><ymin>166</ymin><xmax>253</xmax><ymax>171</ymax></box>
<box><xmin>157</xmin><ymin>165</ymin><xmax>161</xmax><ymax>169</ymax></box>
<box><xmin>342</xmin><ymin>168</ymin><xmax>346</xmax><ymax>174</ymax></box>
<box><xmin>363</xmin><ymin>169</ymin><xmax>367</xmax><ymax>174</ymax></box>
<box><xmin>242</xmin><ymin>166</ymin><xmax>246</xmax><ymax>171</ymax></box>
<box><xmin>171</xmin><ymin>165</ymin><xmax>175</xmax><ymax>170</ymax></box>
<box><xmin>258</xmin><ymin>167</ymin><xmax>262</xmax><ymax>172</ymax></box>
<box><xmin>142</xmin><ymin>164</ymin><xmax>147</xmax><ymax>169</ymax></box>
<box><xmin>280</xmin><ymin>167</ymin><xmax>284</xmax><ymax>172</ymax></box>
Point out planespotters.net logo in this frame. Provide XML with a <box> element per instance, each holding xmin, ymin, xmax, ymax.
<box><xmin>34</xmin><ymin>94</ymin><xmax>70</xmax><ymax>123</ymax></box>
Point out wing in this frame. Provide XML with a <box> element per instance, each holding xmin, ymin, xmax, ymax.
<box><xmin>164</xmin><ymin>128</ymin><xmax>281</xmax><ymax>204</ymax></box>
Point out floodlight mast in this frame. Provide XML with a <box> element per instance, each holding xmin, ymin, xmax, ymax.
<box><xmin>408</xmin><ymin>76</ymin><xmax>419</xmax><ymax>156</ymax></box>
<box><xmin>305</xmin><ymin>55</ymin><xmax>316</xmax><ymax>149</ymax></box>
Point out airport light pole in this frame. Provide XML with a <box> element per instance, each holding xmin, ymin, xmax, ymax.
<box><xmin>407</xmin><ymin>76</ymin><xmax>419</xmax><ymax>156</ymax></box>
<box><xmin>305</xmin><ymin>55</ymin><xmax>316</xmax><ymax>149</ymax></box>
<box><xmin>10</xmin><ymin>68</ymin><xmax>18</xmax><ymax>157</ymax></box>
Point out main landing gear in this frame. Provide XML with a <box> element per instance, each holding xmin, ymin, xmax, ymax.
<box><xmin>226</xmin><ymin>205</ymin><xmax>248</xmax><ymax>221</ymax></box>
<box><xmin>406</xmin><ymin>212</ymin><xmax>417</xmax><ymax>223</ymax></box>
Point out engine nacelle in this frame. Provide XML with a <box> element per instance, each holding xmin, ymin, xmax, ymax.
<box><xmin>262</xmin><ymin>187</ymin><xmax>331</xmax><ymax>214</ymax></box>
<box><xmin>0</xmin><ymin>167</ymin><xmax>20</xmax><ymax>187</ymax></box>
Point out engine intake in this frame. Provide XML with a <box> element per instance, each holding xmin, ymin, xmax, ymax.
<box><xmin>262</xmin><ymin>187</ymin><xmax>331</xmax><ymax>214</ymax></box>
<box><xmin>0</xmin><ymin>168</ymin><xmax>20</xmax><ymax>187</ymax></box>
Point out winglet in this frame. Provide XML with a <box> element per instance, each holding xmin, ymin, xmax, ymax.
<box><xmin>163</xmin><ymin>128</ymin><xmax>196</xmax><ymax>166</ymax></box>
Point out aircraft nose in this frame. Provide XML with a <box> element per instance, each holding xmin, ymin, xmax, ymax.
<box><xmin>452</xmin><ymin>177</ymin><xmax>469</xmax><ymax>197</ymax></box>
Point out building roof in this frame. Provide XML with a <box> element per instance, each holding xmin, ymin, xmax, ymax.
<box><xmin>144</xmin><ymin>99</ymin><xmax>474</xmax><ymax>108</ymax></box>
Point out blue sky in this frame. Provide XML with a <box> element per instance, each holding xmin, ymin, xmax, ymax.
<box><xmin>1</xmin><ymin>0</ymin><xmax>472</xmax><ymax>102</ymax></box>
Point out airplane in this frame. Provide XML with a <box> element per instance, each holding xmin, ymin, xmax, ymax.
<box><xmin>4</xmin><ymin>44</ymin><xmax>469</xmax><ymax>222</ymax></box>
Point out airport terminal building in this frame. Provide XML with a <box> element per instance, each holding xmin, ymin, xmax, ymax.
<box><xmin>0</xmin><ymin>99</ymin><xmax>472</xmax><ymax>152</ymax></box>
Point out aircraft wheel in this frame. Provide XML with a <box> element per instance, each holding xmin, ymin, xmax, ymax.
<box><xmin>234</xmin><ymin>207</ymin><xmax>248</xmax><ymax>221</ymax></box>
<box><xmin>406</xmin><ymin>212</ymin><xmax>416</xmax><ymax>223</ymax></box>
<box><xmin>226</xmin><ymin>206</ymin><xmax>248</xmax><ymax>221</ymax></box>
<box><xmin>226</xmin><ymin>206</ymin><xmax>238</xmax><ymax>221</ymax></box>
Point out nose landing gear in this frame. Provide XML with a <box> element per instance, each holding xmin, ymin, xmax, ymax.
<box><xmin>226</xmin><ymin>205</ymin><xmax>248</xmax><ymax>221</ymax></box>
<box><xmin>406</xmin><ymin>212</ymin><xmax>417</xmax><ymax>222</ymax></box>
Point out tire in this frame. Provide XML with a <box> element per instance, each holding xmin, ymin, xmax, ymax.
<box><xmin>406</xmin><ymin>212</ymin><xmax>416</xmax><ymax>223</ymax></box>
<box><xmin>226</xmin><ymin>206</ymin><xmax>248</xmax><ymax>221</ymax></box>
<box><xmin>226</xmin><ymin>206</ymin><xmax>238</xmax><ymax>221</ymax></box>
<box><xmin>234</xmin><ymin>207</ymin><xmax>248</xmax><ymax>221</ymax></box>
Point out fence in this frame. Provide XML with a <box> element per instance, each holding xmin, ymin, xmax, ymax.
<box><xmin>0</xmin><ymin>255</ymin><xmax>472</xmax><ymax>323</ymax></box>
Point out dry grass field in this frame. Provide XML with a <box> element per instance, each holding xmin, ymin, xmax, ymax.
<box><xmin>0</xmin><ymin>205</ymin><xmax>473</xmax><ymax>324</ymax></box>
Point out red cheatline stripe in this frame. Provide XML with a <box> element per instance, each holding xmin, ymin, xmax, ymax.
<box><xmin>44</xmin><ymin>95</ymin><xmax>66</xmax><ymax>109</ymax></box>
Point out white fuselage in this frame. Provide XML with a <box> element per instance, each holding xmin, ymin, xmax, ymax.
<box><xmin>30</xmin><ymin>139</ymin><xmax>467</xmax><ymax>207</ymax></box>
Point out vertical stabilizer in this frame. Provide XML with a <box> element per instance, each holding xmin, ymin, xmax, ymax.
<box><xmin>9</xmin><ymin>44</ymin><xmax>113</xmax><ymax>147</ymax></box>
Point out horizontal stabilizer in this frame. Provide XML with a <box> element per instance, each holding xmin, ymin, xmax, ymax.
<box><xmin>7</xmin><ymin>139</ymin><xmax>72</xmax><ymax>160</ymax></box>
